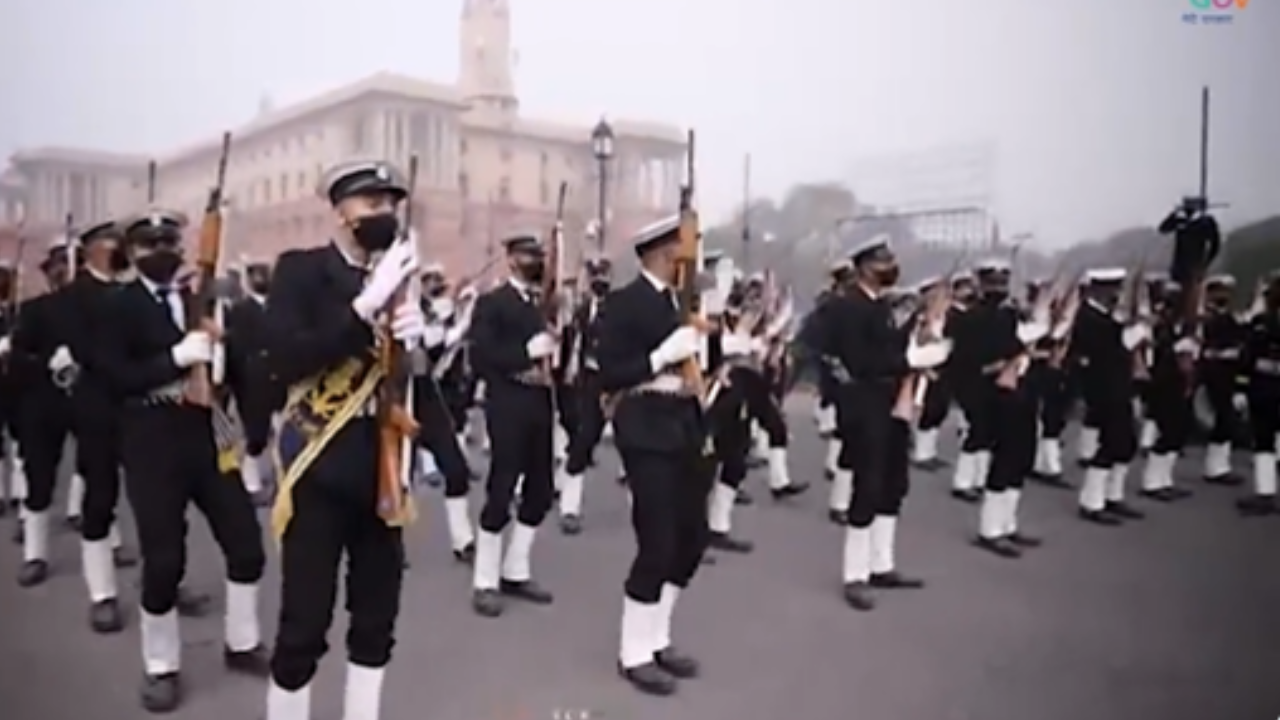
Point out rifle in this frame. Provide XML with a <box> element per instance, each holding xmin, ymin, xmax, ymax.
<box><xmin>375</xmin><ymin>155</ymin><xmax>421</xmax><ymax>526</ymax></box>
<box><xmin>674</xmin><ymin>130</ymin><xmax>709</xmax><ymax>402</ymax></box>
<box><xmin>892</xmin><ymin>254</ymin><xmax>965</xmax><ymax>420</ymax></box>
<box><xmin>540</xmin><ymin>182</ymin><xmax>569</xmax><ymax>379</ymax></box>
<box><xmin>182</xmin><ymin>132</ymin><xmax>232</xmax><ymax>407</ymax></box>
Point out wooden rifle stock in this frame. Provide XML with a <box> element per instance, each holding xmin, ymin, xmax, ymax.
<box><xmin>375</xmin><ymin>155</ymin><xmax>421</xmax><ymax>525</ymax></box>
<box><xmin>182</xmin><ymin>131</ymin><xmax>232</xmax><ymax>408</ymax></box>
<box><xmin>674</xmin><ymin>130</ymin><xmax>707</xmax><ymax>400</ymax></box>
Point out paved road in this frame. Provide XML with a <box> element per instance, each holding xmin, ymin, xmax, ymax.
<box><xmin>2</xmin><ymin>406</ymin><xmax>1278</xmax><ymax>720</ymax></box>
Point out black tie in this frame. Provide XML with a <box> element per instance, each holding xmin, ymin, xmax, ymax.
<box><xmin>155</xmin><ymin>286</ymin><xmax>170</xmax><ymax>306</ymax></box>
<box><xmin>663</xmin><ymin>288</ymin><xmax>678</xmax><ymax>310</ymax></box>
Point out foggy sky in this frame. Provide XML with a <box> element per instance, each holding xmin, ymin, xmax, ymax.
<box><xmin>1</xmin><ymin>0</ymin><xmax>1275</xmax><ymax>248</ymax></box>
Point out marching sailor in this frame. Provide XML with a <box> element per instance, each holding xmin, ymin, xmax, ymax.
<box><xmin>467</xmin><ymin>233</ymin><xmax>560</xmax><ymax>617</ymax></box>
<box><xmin>10</xmin><ymin>234</ymin><xmax>80</xmax><ymax>587</ymax></box>
<box><xmin>1198</xmin><ymin>274</ymin><xmax>1247</xmax><ymax>486</ymax></box>
<box><xmin>265</xmin><ymin>160</ymin><xmax>426</xmax><ymax>720</ymax></box>
<box><xmin>967</xmin><ymin>259</ymin><xmax>1053</xmax><ymax>557</ymax></box>
<box><xmin>947</xmin><ymin>270</ymin><xmax>991</xmax><ymax>502</ymax></box>
<box><xmin>1071</xmin><ymin>268</ymin><xmax>1146</xmax><ymax>525</ymax></box>
<box><xmin>1237</xmin><ymin>271</ymin><xmax>1280</xmax><ymax>516</ymax></box>
<box><xmin>556</xmin><ymin>254</ymin><xmax>613</xmax><ymax>535</ymax></box>
<box><xmin>100</xmin><ymin>208</ymin><xmax>269</xmax><ymax>712</ymax></box>
<box><xmin>596</xmin><ymin>215</ymin><xmax>712</xmax><ymax>695</ymax></box>
<box><xmin>820</xmin><ymin>236</ymin><xmax>944</xmax><ymax>610</ymax></box>
<box><xmin>65</xmin><ymin>219</ymin><xmax>139</xmax><ymax>632</ymax></box>
<box><xmin>226</xmin><ymin>258</ymin><xmax>281</xmax><ymax>504</ymax></box>
<box><xmin>909</xmin><ymin>276</ymin><xmax>950</xmax><ymax>471</ymax></box>
<box><xmin>1027</xmin><ymin>278</ymin><xmax>1072</xmax><ymax>488</ymax></box>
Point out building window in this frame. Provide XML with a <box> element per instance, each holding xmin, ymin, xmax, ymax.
<box><xmin>459</xmin><ymin>172</ymin><xmax>469</xmax><ymax>199</ymax></box>
<box><xmin>499</xmin><ymin>146</ymin><xmax>512</xmax><ymax>163</ymax></box>
<box><xmin>349</xmin><ymin>117</ymin><xmax>367</xmax><ymax>153</ymax></box>
<box><xmin>263</xmin><ymin>179</ymin><xmax>272</xmax><ymax>204</ymax></box>
<box><xmin>498</xmin><ymin>176</ymin><xmax>511</xmax><ymax>203</ymax></box>
<box><xmin>297</xmin><ymin>172</ymin><xmax>307</xmax><ymax>193</ymax></box>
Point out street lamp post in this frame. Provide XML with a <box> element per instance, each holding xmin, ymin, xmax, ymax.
<box><xmin>590</xmin><ymin>118</ymin><xmax>615</xmax><ymax>253</ymax></box>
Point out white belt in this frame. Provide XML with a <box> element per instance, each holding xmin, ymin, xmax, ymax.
<box><xmin>636</xmin><ymin>374</ymin><xmax>688</xmax><ymax>395</ymax></box>
<box><xmin>1255</xmin><ymin>359</ymin><xmax>1280</xmax><ymax>376</ymax></box>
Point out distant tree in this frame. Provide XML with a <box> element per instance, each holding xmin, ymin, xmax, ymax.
<box><xmin>1214</xmin><ymin>216</ymin><xmax>1280</xmax><ymax>302</ymax></box>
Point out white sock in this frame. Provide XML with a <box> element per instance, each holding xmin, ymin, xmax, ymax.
<box><xmin>1004</xmin><ymin>489</ymin><xmax>1022</xmax><ymax>536</ymax></box>
<box><xmin>708</xmin><ymin>482</ymin><xmax>736</xmax><ymax>534</ymax></box>
<box><xmin>979</xmin><ymin>490</ymin><xmax>1003</xmax><ymax>539</ymax></box>
<box><xmin>241</xmin><ymin>454</ymin><xmax>264</xmax><ymax>493</ymax></box>
<box><xmin>1077</xmin><ymin>427</ymin><xmax>1098</xmax><ymax>461</ymax></box>
<box><xmin>66</xmin><ymin>474</ymin><xmax>85</xmax><ymax>518</ymax></box>
<box><xmin>1078</xmin><ymin>467</ymin><xmax>1108</xmax><ymax>511</ymax></box>
<box><xmin>443</xmin><ymin>496</ymin><xmax>475</xmax><ymax>551</ymax></box>
<box><xmin>140</xmin><ymin>608</ymin><xmax>181</xmax><ymax>675</ymax></box>
<box><xmin>1254</xmin><ymin>453</ymin><xmax>1277</xmax><ymax>496</ymax></box>
<box><xmin>1106</xmin><ymin>464</ymin><xmax>1128</xmax><ymax>503</ymax></box>
<box><xmin>22</xmin><ymin>509</ymin><xmax>49</xmax><ymax>562</ymax></box>
<box><xmin>81</xmin><ymin>538</ymin><xmax>118</xmax><ymax>603</ymax></box>
<box><xmin>266</xmin><ymin>681</ymin><xmax>312</xmax><ymax>720</ymax></box>
<box><xmin>1203</xmin><ymin>442</ymin><xmax>1232</xmax><ymax>478</ymax></box>
<box><xmin>619</xmin><ymin>597</ymin><xmax>657</xmax><ymax>669</ymax></box>
<box><xmin>558</xmin><ymin>472</ymin><xmax>584</xmax><ymax>517</ymax></box>
<box><xmin>500</xmin><ymin>522</ymin><xmax>536</xmax><ymax>582</ymax></box>
<box><xmin>767</xmin><ymin>447</ymin><xmax>791</xmax><ymax>490</ymax></box>
<box><xmin>952</xmin><ymin>452</ymin><xmax>978</xmax><ymax>491</ymax></box>
<box><xmin>342</xmin><ymin>663</ymin><xmax>385</xmax><ymax>720</ymax></box>
<box><xmin>653</xmin><ymin>583</ymin><xmax>679</xmax><ymax>653</ymax></box>
<box><xmin>912</xmin><ymin>428</ymin><xmax>938</xmax><ymax>462</ymax></box>
<box><xmin>841</xmin><ymin>526</ymin><xmax>871</xmax><ymax>583</ymax></box>
<box><xmin>869</xmin><ymin>516</ymin><xmax>896</xmax><ymax>575</ymax></box>
<box><xmin>225</xmin><ymin>580</ymin><xmax>261</xmax><ymax>652</ymax></box>
<box><xmin>472</xmin><ymin>530</ymin><xmax>503</xmax><ymax>590</ymax></box>
<box><xmin>829</xmin><ymin>469</ymin><xmax>853</xmax><ymax>512</ymax></box>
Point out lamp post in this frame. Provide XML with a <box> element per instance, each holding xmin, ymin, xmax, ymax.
<box><xmin>590</xmin><ymin>117</ymin><xmax>615</xmax><ymax>253</ymax></box>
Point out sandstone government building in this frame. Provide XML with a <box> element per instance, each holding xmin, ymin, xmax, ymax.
<box><xmin>0</xmin><ymin>0</ymin><xmax>685</xmax><ymax>276</ymax></box>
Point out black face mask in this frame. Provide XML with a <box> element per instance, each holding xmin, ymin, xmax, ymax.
<box><xmin>518</xmin><ymin>261</ymin><xmax>545</xmax><ymax>284</ymax></box>
<box><xmin>249</xmin><ymin>280</ymin><xmax>270</xmax><ymax>295</ymax></box>
<box><xmin>351</xmin><ymin>213</ymin><xmax>400</xmax><ymax>252</ymax></box>
<box><xmin>136</xmin><ymin>249</ymin><xmax>183</xmax><ymax>284</ymax></box>
<box><xmin>109</xmin><ymin>248</ymin><xmax>130</xmax><ymax>272</ymax></box>
<box><xmin>982</xmin><ymin>288</ymin><xmax>1009</xmax><ymax>304</ymax></box>
<box><xmin>874</xmin><ymin>265</ymin><xmax>900</xmax><ymax>287</ymax></box>
<box><xmin>590</xmin><ymin>279</ymin><xmax>610</xmax><ymax>296</ymax></box>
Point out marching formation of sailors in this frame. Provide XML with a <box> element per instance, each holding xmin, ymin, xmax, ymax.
<box><xmin>2</xmin><ymin>151</ymin><xmax>1277</xmax><ymax>718</ymax></box>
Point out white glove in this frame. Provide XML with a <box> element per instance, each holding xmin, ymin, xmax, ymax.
<box><xmin>422</xmin><ymin>323</ymin><xmax>446</xmax><ymax>348</ymax></box>
<box><xmin>1233</xmin><ymin>393</ymin><xmax>1248</xmax><ymax>413</ymax></box>
<box><xmin>171</xmin><ymin>331</ymin><xmax>214</xmax><ymax>368</ymax></box>
<box><xmin>390</xmin><ymin>301</ymin><xmax>427</xmax><ymax>345</ymax></box>
<box><xmin>1121</xmin><ymin>323</ymin><xmax>1149</xmax><ymax>350</ymax></box>
<box><xmin>211</xmin><ymin>343</ymin><xmax>226</xmax><ymax>384</ymax></box>
<box><xmin>525</xmin><ymin>332</ymin><xmax>556</xmax><ymax>360</ymax></box>
<box><xmin>907</xmin><ymin>339</ymin><xmax>952</xmax><ymax>370</ymax></box>
<box><xmin>48</xmin><ymin>345</ymin><xmax>75</xmax><ymax>372</ymax></box>
<box><xmin>430</xmin><ymin>297</ymin><xmax>455</xmax><ymax>319</ymax></box>
<box><xmin>649</xmin><ymin>325</ymin><xmax>701</xmax><ymax>372</ymax></box>
<box><xmin>1050</xmin><ymin>321</ymin><xmax>1071</xmax><ymax>341</ymax></box>
<box><xmin>351</xmin><ymin>239</ymin><xmax>420</xmax><ymax>321</ymax></box>
<box><xmin>721</xmin><ymin>333</ymin><xmax>760</xmax><ymax>357</ymax></box>
<box><xmin>0</xmin><ymin>336</ymin><xmax>8</xmax><ymax>356</ymax></box>
<box><xmin>458</xmin><ymin>285</ymin><xmax>478</xmax><ymax>302</ymax></box>
<box><xmin>1173</xmin><ymin>337</ymin><xmax>1200</xmax><ymax>356</ymax></box>
<box><xmin>444</xmin><ymin>325</ymin><xmax>466</xmax><ymax>346</ymax></box>
<box><xmin>1015</xmin><ymin>321</ymin><xmax>1049</xmax><ymax>345</ymax></box>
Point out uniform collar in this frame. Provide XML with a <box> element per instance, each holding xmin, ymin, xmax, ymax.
<box><xmin>641</xmin><ymin>269</ymin><xmax>667</xmax><ymax>293</ymax></box>
<box><xmin>332</xmin><ymin>239</ymin><xmax>371</xmax><ymax>270</ymax></box>
<box><xmin>138</xmin><ymin>274</ymin><xmax>174</xmax><ymax>296</ymax></box>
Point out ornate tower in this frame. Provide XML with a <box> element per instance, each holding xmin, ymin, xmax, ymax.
<box><xmin>458</xmin><ymin>0</ymin><xmax>519</xmax><ymax>119</ymax></box>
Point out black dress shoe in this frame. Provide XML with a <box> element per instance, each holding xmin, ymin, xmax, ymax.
<box><xmin>770</xmin><ymin>481</ymin><xmax>810</xmax><ymax>500</ymax></box>
<box><xmin>973</xmin><ymin>536</ymin><xmax>1020</xmax><ymax>558</ymax></box>
<box><xmin>654</xmin><ymin>647</ymin><xmax>699</xmax><ymax>678</ymax></box>
<box><xmin>699</xmin><ymin>554</ymin><xmax>717</xmax><ymax>565</ymax></box>
<box><xmin>64</xmin><ymin>515</ymin><xmax>82</xmax><ymax>533</ymax></box>
<box><xmin>1006</xmin><ymin>532</ymin><xmax>1042</xmax><ymax>548</ymax></box>
<box><xmin>823</xmin><ymin>468</ymin><xmax>835</xmax><ymax>481</ymax></box>
<box><xmin>175</xmin><ymin>587</ymin><xmax>212</xmax><ymax>618</ymax></box>
<box><xmin>618</xmin><ymin>661</ymin><xmax>676</xmax><ymax>696</ymax></box>
<box><xmin>1204</xmin><ymin>473</ymin><xmax>1243</xmax><ymax>487</ymax></box>
<box><xmin>140</xmin><ymin>672</ymin><xmax>182</xmax><ymax>713</ymax></box>
<box><xmin>1032</xmin><ymin>473</ymin><xmax>1070</xmax><ymax>489</ymax></box>
<box><xmin>472</xmin><ymin>588</ymin><xmax>504</xmax><ymax>617</ymax></box>
<box><xmin>842</xmin><ymin>581</ymin><xmax>875</xmax><ymax>610</ymax></box>
<box><xmin>827</xmin><ymin>509</ymin><xmax>848</xmax><ymax>525</ymax></box>
<box><xmin>746</xmin><ymin>455</ymin><xmax>766</xmax><ymax>469</ymax></box>
<box><xmin>1138</xmin><ymin>488</ymin><xmax>1174</xmax><ymax>502</ymax></box>
<box><xmin>499</xmin><ymin>579</ymin><xmax>554</xmax><ymax>604</ymax></box>
<box><xmin>1080</xmin><ymin>507</ymin><xmax>1121</xmax><ymax>525</ymax></box>
<box><xmin>11</xmin><ymin>521</ymin><xmax>23</xmax><ymax>544</ymax></box>
<box><xmin>708</xmin><ymin>532</ymin><xmax>753</xmax><ymax>553</ymax></box>
<box><xmin>1105</xmin><ymin>501</ymin><xmax>1144</xmax><ymax>520</ymax></box>
<box><xmin>1237</xmin><ymin>495</ymin><xmax>1277</xmax><ymax>517</ymax></box>
<box><xmin>114</xmin><ymin>546</ymin><xmax>139</xmax><ymax>568</ymax></box>
<box><xmin>453</xmin><ymin>542</ymin><xmax>476</xmax><ymax>564</ymax></box>
<box><xmin>869</xmin><ymin>571</ymin><xmax>924</xmax><ymax>589</ymax></box>
<box><xmin>734</xmin><ymin>489</ymin><xmax>753</xmax><ymax>506</ymax></box>
<box><xmin>89</xmin><ymin>598</ymin><xmax>125</xmax><ymax>633</ymax></box>
<box><xmin>1164</xmin><ymin>486</ymin><xmax>1193</xmax><ymax>500</ymax></box>
<box><xmin>224</xmin><ymin>644</ymin><xmax>271</xmax><ymax>677</ymax></box>
<box><xmin>911</xmin><ymin>458</ymin><xmax>947</xmax><ymax>472</ymax></box>
<box><xmin>1078</xmin><ymin>508</ymin><xmax>1120</xmax><ymax>525</ymax></box>
<box><xmin>17</xmin><ymin>559</ymin><xmax>48</xmax><ymax>587</ymax></box>
<box><xmin>950</xmin><ymin>488</ymin><xmax>981</xmax><ymax>503</ymax></box>
<box><xmin>559</xmin><ymin>514</ymin><xmax>582</xmax><ymax>535</ymax></box>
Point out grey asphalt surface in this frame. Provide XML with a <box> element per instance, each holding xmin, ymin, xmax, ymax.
<box><xmin>1</xmin><ymin>402</ymin><xmax>1277</xmax><ymax>720</ymax></box>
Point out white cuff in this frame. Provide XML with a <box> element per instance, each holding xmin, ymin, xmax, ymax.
<box><xmin>1016</xmin><ymin>321</ymin><xmax>1049</xmax><ymax>345</ymax></box>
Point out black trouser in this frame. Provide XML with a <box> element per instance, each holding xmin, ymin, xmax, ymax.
<box><xmin>708</xmin><ymin>385</ymin><xmax>750</xmax><ymax>490</ymax></box>
<box><xmin>121</xmin><ymin>404</ymin><xmax>264</xmax><ymax>615</ymax></box>
<box><xmin>271</xmin><ymin>420</ymin><xmax>404</xmax><ymax>691</ymax></box>
<box><xmin>1149</xmin><ymin>380</ymin><xmax>1193</xmax><ymax>454</ymax></box>
<box><xmin>238</xmin><ymin>376</ymin><xmax>282</xmax><ymax>457</ymax></box>
<box><xmin>1246</xmin><ymin>380</ymin><xmax>1280</xmax><ymax>452</ymax></box>
<box><xmin>954</xmin><ymin>377</ymin><xmax>996</xmax><ymax>453</ymax></box>
<box><xmin>1201</xmin><ymin>373</ymin><xmax>1239</xmax><ymax>444</ymax></box>
<box><xmin>1036</xmin><ymin>365</ymin><xmax>1070</xmax><ymax>439</ymax></box>
<box><xmin>917</xmin><ymin>374</ymin><xmax>951</xmax><ymax>431</ymax></box>
<box><xmin>1084</xmin><ymin>390</ymin><xmax>1138</xmax><ymax>468</ymax></box>
<box><xmin>987</xmin><ymin>386</ymin><xmax>1036</xmax><ymax>492</ymax></box>
<box><xmin>19</xmin><ymin>391</ymin><xmax>73</xmax><ymax>514</ymax></box>
<box><xmin>479</xmin><ymin>383</ymin><xmax>554</xmax><ymax>532</ymax></box>
<box><xmin>564</xmin><ymin>372</ymin><xmax>606</xmax><ymax>476</ymax></box>
<box><xmin>620</xmin><ymin>443</ymin><xmax>712</xmax><ymax>603</ymax></box>
<box><xmin>838</xmin><ymin>384</ymin><xmax>910</xmax><ymax>527</ymax></box>
<box><xmin>413</xmin><ymin>375</ymin><xmax>471</xmax><ymax>497</ymax></box>
<box><xmin>737</xmin><ymin>368</ymin><xmax>787</xmax><ymax>447</ymax></box>
<box><xmin>74</xmin><ymin>408</ymin><xmax>123</xmax><ymax>542</ymax></box>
